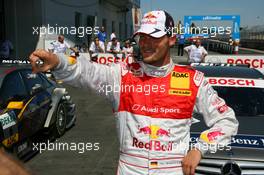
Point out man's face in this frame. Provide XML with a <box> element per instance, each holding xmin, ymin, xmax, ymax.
<box><xmin>101</xmin><ymin>27</ymin><xmax>105</xmax><ymax>32</ymax></box>
<box><xmin>138</xmin><ymin>34</ymin><xmax>172</xmax><ymax>64</ymax></box>
<box><xmin>112</xmin><ymin>39</ymin><xmax>117</xmax><ymax>45</ymax></box>
<box><xmin>195</xmin><ymin>40</ymin><xmax>201</xmax><ymax>47</ymax></box>
<box><xmin>95</xmin><ymin>38</ymin><xmax>99</xmax><ymax>45</ymax></box>
<box><xmin>58</xmin><ymin>36</ymin><xmax>64</xmax><ymax>43</ymax></box>
<box><xmin>125</xmin><ymin>41</ymin><xmax>130</xmax><ymax>47</ymax></box>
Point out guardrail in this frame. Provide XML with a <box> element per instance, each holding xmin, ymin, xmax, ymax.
<box><xmin>204</xmin><ymin>39</ymin><xmax>234</xmax><ymax>54</ymax></box>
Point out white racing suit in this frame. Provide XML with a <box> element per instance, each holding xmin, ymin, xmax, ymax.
<box><xmin>52</xmin><ymin>54</ymin><xmax>238</xmax><ymax>175</ymax></box>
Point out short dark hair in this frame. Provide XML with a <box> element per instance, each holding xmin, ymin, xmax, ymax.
<box><xmin>164</xmin><ymin>11</ymin><xmax>175</xmax><ymax>37</ymax></box>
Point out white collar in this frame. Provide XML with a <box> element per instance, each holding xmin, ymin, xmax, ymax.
<box><xmin>139</xmin><ymin>59</ymin><xmax>174</xmax><ymax>77</ymax></box>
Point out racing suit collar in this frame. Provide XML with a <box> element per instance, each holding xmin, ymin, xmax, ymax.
<box><xmin>139</xmin><ymin>59</ymin><xmax>174</xmax><ymax>77</ymax></box>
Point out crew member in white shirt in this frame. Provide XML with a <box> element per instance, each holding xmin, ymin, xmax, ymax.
<box><xmin>122</xmin><ymin>39</ymin><xmax>134</xmax><ymax>64</ymax></box>
<box><xmin>184</xmin><ymin>39</ymin><xmax>208</xmax><ymax>63</ymax></box>
<box><xmin>122</xmin><ymin>40</ymin><xmax>133</xmax><ymax>56</ymax></box>
<box><xmin>89</xmin><ymin>37</ymin><xmax>105</xmax><ymax>54</ymax></box>
<box><xmin>49</xmin><ymin>35</ymin><xmax>77</xmax><ymax>54</ymax></box>
<box><xmin>106</xmin><ymin>37</ymin><xmax>121</xmax><ymax>54</ymax></box>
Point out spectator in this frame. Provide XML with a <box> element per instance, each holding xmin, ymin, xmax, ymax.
<box><xmin>122</xmin><ymin>39</ymin><xmax>134</xmax><ymax>64</ymax></box>
<box><xmin>81</xmin><ymin>42</ymin><xmax>88</xmax><ymax>53</ymax></box>
<box><xmin>184</xmin><ymin>39</ymin><xmax>208</xmax><ymax>63</ymax></box>
<box><xmin>97</xmin><ymin>26</ymin><xmax>107</xmax><ymax>43</ymax></box>
<box><xmin>234</xmin><ymin>39</ymin><xmax>240</xmax><ymax>54</ymax></box>
<box><xmin>228</xmin><ymin>36</ymin><xmax>233</xmax><ymax>46</ymax></box>
<box><xmin>48</xmin><ymin>35</ymin><xmax>78</xmax><ymax>55</ymax></box>
<box><xmin>122</xmin><ymin>39</ymin><xmax>133</xmax><ymax>56</ymax></box>
<box><xmin>0</xmin><ymin>37</ymin><xmax>14</xmax><ymax>60</ymax></box>
<box><xmin>89</xmin><ymin>37</ymin><xmax>105</xmax><ymax>54</ymax></box>
<box><xmin>177</xmin><ymin>34</ymin><xmax>185</xmax><ymax>56</ymax></box>
<box><xmin>106</xmin><ymin>37</ymin><xmax>121</xmax><ymax>54</ymax></box>
<box><xmin>110</xmin><ymin>31</ymin><xmax>116</xmax><ymax>41</ymax></box>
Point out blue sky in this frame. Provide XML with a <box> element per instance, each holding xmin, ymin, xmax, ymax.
<box><xmin>141</xmin><ymin>0</ymin><xmax>264</xmax><ymax>28</ymax></box>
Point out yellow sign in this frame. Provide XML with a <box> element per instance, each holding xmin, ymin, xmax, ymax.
<box><xmin>170</xmin><ymin>72</ymin><xmax>190</xmax><ymax>89</ymax></box>
<box><xmin>2</xmin><ymin>133</ymin><xmax>19</xmax><ymax>147</ymax></box>
<box><xmin>7</xmin><ymin>101</ymin><xmax>24</xmax><ymax>110</ymax></box>
<box><xmin>169</xmin><ymin>89</ymin><xmax>192</xmax><ymax>96</ymax></box>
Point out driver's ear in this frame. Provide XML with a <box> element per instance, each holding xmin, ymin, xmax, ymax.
<box><xmin>169</xmin><ymin>35</ymin><xmax>176</xmax><ymax>47</ymax></box>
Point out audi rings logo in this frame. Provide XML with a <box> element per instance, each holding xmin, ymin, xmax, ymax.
<box><xmin>221</xmin><ymin>161</ymin><xmax>241</xmax><ymax>175</ymax></box>
<box><xmin>132</xmin><ymin>104</ymin><xmax>141</xmax><ymax>111</ymax></box>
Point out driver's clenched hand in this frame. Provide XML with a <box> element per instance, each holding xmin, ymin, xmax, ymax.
<box><xmin>29</xmin><ymin>49</ymin><xmax>60</xmax><ymax>73</ymax></box>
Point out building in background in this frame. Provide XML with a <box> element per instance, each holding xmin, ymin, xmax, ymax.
<box><xmin>0</xmin><ymin>0</ymin><xmax>140</xmax><ymax>59</ymax></box>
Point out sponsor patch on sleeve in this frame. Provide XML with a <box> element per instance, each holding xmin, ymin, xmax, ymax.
<box><xmin>200</xmin><ymin>129</ymin><xmax>225</xmax><ymax>144</ymax></box>
<box><xmin>193</xmin><ymin>70</ymin><xmax>204</xmax><ymax>87</ymax></box>
<box><xmin>217</xmin><ymin>104</ymin><xmax>229</xmax><ymax>114</ymax></box>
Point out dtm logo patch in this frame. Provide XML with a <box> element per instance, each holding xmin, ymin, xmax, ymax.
<box><xmin>170</xmin><ymin>72</ymin><xmax>190</xmax><ymax>89</ymax></box>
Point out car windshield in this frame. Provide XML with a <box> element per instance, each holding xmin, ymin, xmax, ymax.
<box><xmin>213</xmin><ymin>86</ymin><xmax>264</xmax><ymax>116</ymax></box>
<box><xmin>191</xmin><ymin>86</ymin><xmax>264</xmax><ymax>135</ymax></box>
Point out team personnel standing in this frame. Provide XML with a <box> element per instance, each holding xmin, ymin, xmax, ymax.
<box><xmin>97</xmin><ymin>26</ymin><xmax>107</xmax><ymax>43</ymax></box>
<box><xmin>48</xmin><ymin>35</ymin><xmax>77</xmax><ymax>55</ymax></box>
<box><xmin>184</xmin><ymin>39</ymin><xmax>208</xmax><ymax>63</ymax></box>
<box><xmin>0</xmin><ymin>37</ymin><xmax>14</xmax><ymax>60</ymax></box>
<box><xmin>177</xmin><ymin>34</ymin><xmax>185</xmax><ymax>56</ymax></box>
<box><xmin>29</xmin><ymin>10</ymin><xmax>238</xmax><ymax>175</ymax></box>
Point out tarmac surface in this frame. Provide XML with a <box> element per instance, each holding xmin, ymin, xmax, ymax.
<box><xmin>26</xmin><ymin>86</ymin><xmax>119</xmax><ymax>175</ymax></box>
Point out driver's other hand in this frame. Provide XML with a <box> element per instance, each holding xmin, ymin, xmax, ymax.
<box><xmin>29</xmin><ymin>49</ymin><xmax>59</xmax><ymax>73</ymax></box>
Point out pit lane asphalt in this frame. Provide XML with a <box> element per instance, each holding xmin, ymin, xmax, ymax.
<box><xmin>26</xmin><ymin>86</ymin><xmax>119</xmax><ymax>175</ymax></box>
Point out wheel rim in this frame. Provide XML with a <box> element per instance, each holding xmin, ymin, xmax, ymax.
<box><xmin>57</xmin><ymin>104</ymin><xmax>66</xmax><ymax>132</ymax></box>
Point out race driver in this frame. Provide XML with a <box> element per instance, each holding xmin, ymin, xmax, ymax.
<box><xmin>29</xmin><ymin>10</ymin><xmax>238</xmax><ymax>175</ymax></box>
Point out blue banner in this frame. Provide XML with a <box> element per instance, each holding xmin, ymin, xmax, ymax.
<box><xmin>183</xmin><ymin>15</ymin><xmax>240</xmax><ymax>40</ymax></box>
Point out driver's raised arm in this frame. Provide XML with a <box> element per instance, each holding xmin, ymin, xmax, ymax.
<box><xmin>29</xmin><ymin>50</ymin><xmax>122</xmax><ymax>108</ymax></box>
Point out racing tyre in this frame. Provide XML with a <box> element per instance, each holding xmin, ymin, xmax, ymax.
<box><xmin>51</xmin><ymin>102</ymin><xmax>67</xmax><ymax>138</ymax></box>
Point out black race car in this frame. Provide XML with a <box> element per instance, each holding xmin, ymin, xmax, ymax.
<box><xmin>190</xmin><ymin>63</ymin><xmax>264</xmax><ymax>175</ymax></box>
<box><xmin>0</xmin><ymin>64</ymin><xmax>76</xmax><ymax>159</ymax></box>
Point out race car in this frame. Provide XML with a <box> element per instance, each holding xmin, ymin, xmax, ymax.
<box><xmin>190</xmin><ymin>63</ymin><xmax>264</xmax><ymax>175</ymax></box>
<box><xmin>0</xmin><ymin>64</ymin><xmax>76</xmax><ymax>159</ymax></box>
